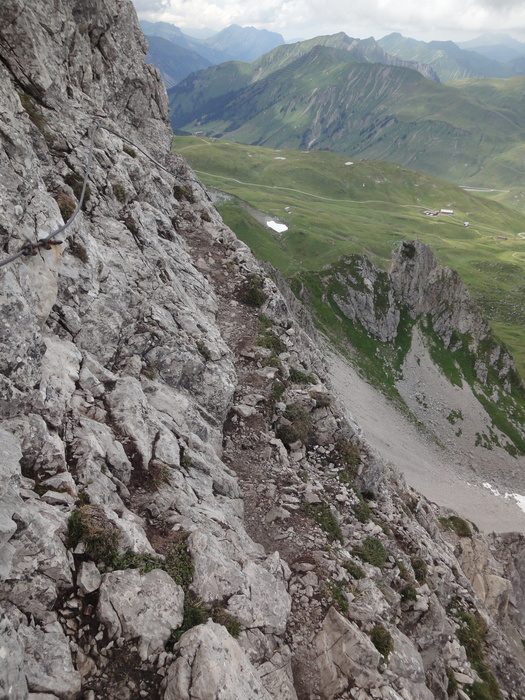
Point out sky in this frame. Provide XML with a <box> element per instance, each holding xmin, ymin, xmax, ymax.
<box><xmin>131</xmin><ymin>0</ymin><xmax>525</xmax><ymax>43</ymax></box>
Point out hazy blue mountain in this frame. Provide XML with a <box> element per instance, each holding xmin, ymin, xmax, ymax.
<box><xmin>145</xmin><ymin>35</ymin><xmax>211</xmax><ymax>89</ymax></box>
<box><xmin>139</xmin><ymin>20</ymin><xmax>231</xmax><ymax>64</ymax></box>
<box><xmin>457</xmin><ymin>34</ymin><xmax>525</xmax><ymax>63</ymax></box>
<box><xmin>203</xmin><ymin>24</ymin><xmax>285</xmax><ymax>62</ymax></box>
<box><xmin>378</xmin><ymin>32</ymin><xmax>516</xmax><ymax>81</ymax></box>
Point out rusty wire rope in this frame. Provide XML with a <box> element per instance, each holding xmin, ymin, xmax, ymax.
<box><xmin>0</xmin><ymin>117</ymin><xmax>203</xmax><ymax>269</ymax></box>
<box><xmin>0</xmin><ymin>121</ymin><xmax>100</xmax><ymax>268</ymax></box>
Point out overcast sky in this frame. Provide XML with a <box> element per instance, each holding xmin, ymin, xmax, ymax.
<box><xmin>131</xmin><ymin>0</ymin><xmax>525</xmax><ymax>43</ymax></box>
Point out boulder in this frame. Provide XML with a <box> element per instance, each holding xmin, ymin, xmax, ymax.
<box><xmin>97</xmin><ymin>568</ymin><xmax>184</xmax><ymax>659</ymax></box>
<box><xmin>161</xmin><ymin>620</ymin><xmax>272</xmax><ymax>700</ymax></box>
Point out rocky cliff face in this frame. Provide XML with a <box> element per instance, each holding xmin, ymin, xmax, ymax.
<box><xmin>1</xmin><ymin>2</ymin><xmax>525</xmax><ymax>700</ymax></box>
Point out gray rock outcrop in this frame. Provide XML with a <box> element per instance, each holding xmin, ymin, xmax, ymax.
<box><xmin>0</xmin><ymin>1</ymin><xmax>524</xmax><ymax>700</ymax></box>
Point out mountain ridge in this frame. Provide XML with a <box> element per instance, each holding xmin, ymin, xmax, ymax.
<box><xmin>2</xmin><ymin>2</ymin><xmax>525</xmax><ymax>700</ymax></box>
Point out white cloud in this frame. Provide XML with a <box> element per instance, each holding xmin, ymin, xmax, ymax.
<box><xmin>131</xmin><ymin>0</ymin><xmax>525</xmax><ymax>42</ymax></box>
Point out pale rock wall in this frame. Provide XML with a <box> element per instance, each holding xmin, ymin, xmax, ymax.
<box><xmin>0</xmin><ymin>2</ymin><xmax>525</xmax><ymax>700</ymax></box>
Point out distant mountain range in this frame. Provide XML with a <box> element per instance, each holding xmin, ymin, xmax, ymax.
<box><xmin>379</xmin><ymin>32</ymin><xmax>525</xmax><ymax>82</ymax></box>
<box><xmin>168</xmin><ymin>32</ymin><xmax>525</xmax><ymax>185</ymax></box>
<box><xmin>141</xmin><ymin>21</ymin><xmax>285</xmax><ymax>87</ymax></box>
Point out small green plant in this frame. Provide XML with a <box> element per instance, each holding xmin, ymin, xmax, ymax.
<box><xmin>68</xmin><ymin>505</ymin><xmax>121</xmax><ymax>565</ymax></box>
<box><xmin>112</xmin><ymin>183</ymin><xmax>128</xmax><ymax>204</ymax></box>
<box><xmin>142</xmin><ymin>360</ymin><xmax>158</xmax><ymax>380</ymax></box>
<box><xmin>55</xmin><ymin>193</ymin><xmax>76</xmax><ymax>221</ymax></box>
<box><xmin>123</xmin><ymin>145</ymin><xmax>137</xmax><ymax>157</ymax></box>
<box><xmin>122</xmin><ymin>216</ymin><xmax>139</xmax><ymax>235</ymax></box>
<box><xmin>173</xmin><ymin>184</ymin><xmax>195</xmax><ymax>202</ymax></box>
<box><xmin>288</xmin><ymin>367</ymin><xmax>316</xmax><ymax>384</ymax></box>
<box><xmin>68</xmin><ymin>238</ymin><xmax>88</xmax><ymax>263</ymax></box>
<box><xmin>411</xmin><ymin>556</ymin><xmax>428</xmax><ymax>583</ymax></box>
<box><xmin>277</xmin><ymin>403</ymin><xmax>313</xmax><ymax>446</ymax></box>
<box><xmin>337</xmin><ymin>438</ymin><xmax>361</xmax><ymax>466</ymax></box>
<box><xmin>353</xmin><ymin>500</ymin><xmax>372</xmax><ymax>523</ymax></box>
<box><xmin>397</xmin><ymin>560</ymin><xmax>411</xmax><ymax>581</ymax></box>
<box><xmin>197</xmin><ymin>340</ymin><xmax>212</xmax><ymax>361</ymax></box>
<box><xmin>327</xmin><ymin>580</ymin><xmax>349</xmax><ymax>613</ymax></box>
<box><xmin>352</xmin><ymin>489</ymin><xmax>372</xmax><ymax>523</ymax></box>
<box><xmin>241</xmin><ymin>275</ymin><xmax>267</xmax><ymax>308</ymax></box>
<box><xmin>400</xmin><ymin>584</ymin><xmax>418</xmax><ymax>602</ymax></box>
<box><xmin>167</xmin><ymin>596</ymin><xmax>206</xmax><ymax>647</ymax></box>
<box><xmin>447</xmin><ymin>409</ymin><xmax>464</xmax><ymax>425</ymax></box>
<box><xmin>20</xmin><ymin>92</ymin><xmax>51</xmax><ymax>141</ymax></box>
<box><xmin>271</xmin><ymin>379</ymin><xmax>286</xmax><ymax>403</ymax></box>
<box><xmin>370</xmin><ymin>625</ymin><xmax>393</xmax><ymax>659</ymax></box>
<box><xmin>439</xmin><ymin>516</ymin><xmax>472</xmax><ymax>538</ymax></box>
<box><xmin>201</xmin><ymin>212</ymin><xmax>212</xmax><ymax>222</ymax></box>
<box><xmin>211</xmin><ymin>606</ymin><xmax>242</xmax><ymax>638</ymax></box>
<box><xmin>452</xmin><ymin>608</ymin><xmax>503</xmax><ymax>700</ymax></box>
<box><xmin>343</xmin><ymin>560</ymin><xmax>366</xmax><ymax>580</ymax></box>
<box><xmin>64</xmin><ymin>171</ymin><xmax>91</xmax><ymax>207</ymax></box>
<box><xmin>181</xmin><ymin>454</ymin><xmax>193</xmax><ymax>469</ymax></box>
<box><xmin>306</xmin><ymin>503</ymin><xmax>343</xmax><ymax>543</ymax></box>
<box><xmin>310</xmin><ymin>391</ymin><xmax>331</xmax><ymax>408</ymax></box>
<box><xmin>446</xmin><ymin>667</ymin><xmax>458</xmax><ymax>697</ymax></box>
<box><xmin>352</xmin><ymin>536</ymin><xmax>388</xmax><ymax>568</ymax></box>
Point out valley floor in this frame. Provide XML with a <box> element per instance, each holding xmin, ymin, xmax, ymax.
<box><xmin>329</xmin><ymin>351</ymin><xmax>525</xmax><ymax>534</ymax></box>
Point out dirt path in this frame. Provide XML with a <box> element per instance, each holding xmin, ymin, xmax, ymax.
<box><xmin>328</xmin><ymin>351</ymin><xmax>525</xmax><ymax>534</ymax></box>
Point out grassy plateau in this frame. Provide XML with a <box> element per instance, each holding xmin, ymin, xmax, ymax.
<box><xmin>174</xmin><ymin>135</ymin><xmax>525</xmax><ymax>377</ymax></box>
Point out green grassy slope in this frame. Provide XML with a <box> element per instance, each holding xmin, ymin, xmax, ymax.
<box><xmin>378</xmin><ymin>33</ymin><xmax>515</xmax><ymax>82</ymax></box>
<box><xmin>170</xmin><ymin>44</ymin><xmax>525</xmax><ymax>187</ymax></box>
<box><xmin>174</xmin><ymin>136</ymin><xmax>525</xmax><ymax>375</ymax></box>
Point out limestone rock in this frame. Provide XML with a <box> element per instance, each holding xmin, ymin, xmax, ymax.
<box><xmin>314</xmin><ymin>607</ymin><xmax>382</xmax><ymax>698</ymax></box>
<box><xmin>0</xmin><ymin>606</ymin><xmax>28</xmax><ymax>700</ymax></box>
<box><xmin>97</xmin><ymin>568</ymin><xmax>184</xmax><ymax>659</ymax></box>
<box><xmin>19</xmin><ymin>621</ymin><xmax>81</xmax><ymax>699</ymax></box>
<box><xmin>161</xmin><ymin>620</ymin><xmax>272</xmax><ymax>700</ymax></box>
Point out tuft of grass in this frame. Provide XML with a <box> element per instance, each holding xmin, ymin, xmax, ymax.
<box><xmin>370</xmin><ymin>625</ymin><xmax>393</xmax><ymax>659</ymax></box>
<box><xmin>20</xmin><ymin>92</ymin><xmax>52</xmax><ymax>141</ymax></box>
<box><xmin>122</xmin><ymin>216</ymin><xmax>139</xmax><ymax>235</ymax></box>
<box><xmin>352</xmin><ymin>536</ymin><xmax>388</xmax><ymax>567</ymax></box>
<box><xmin>64</xmin><ymin>171</ymin><xmax>91</xmax><ymax>207</ymax></box>
<box><xmin>288</xmin><ymin>366</ymin><xmax>316</xmax><ymax>384</ymax></box>
<box><xmin>55</xmin><ymin>193</ymin><xmax>76</xmax><ymax>221</ymax></box>
<box><xmin>305</xmin><ymin>503</ymin><xmax>343</xmax><ymax>543</ymax></box>
<box><xmin>352</xmin><ymin>488</ymin><xmax>372</xmax><ymax>523</ymax></box>
<box><xmin>112</xmin><ymin>183</ymin><xmax>128</xmax><ymax>204</ymax></box>
<box><xmin>211</xmin><ymin>606</ymin><xmax>242</xmax><ymax>638</ymax></box>
<box><xmin>411</xmin><ymin>556</ymin><xmax>428</xmax><ymax>583</ymax></box>
<box><xmin>241</xmin><ymin>275</ymin><xmax>268</xmax><ymax>308</ymax></box>
<box><xmin>68</xmin><ymin>506</ymin><xmax>120</xmax><ymax>565</ymax></box>
<box><xmin>439</xmin><ymin>516</ymin><xmax>473</xmax><ymax>538</ymax></box>
<box><xmin>173</xmin><ymin>183</ymin><xmax>195</xmax><ymax>203</ymax></box>
<box><xmin>327</xmin><ymin>580</ymin><xmax>349</xmax><ymax>614</ymax></box>
<box><xmin>400</xmin><ymin>584</ymin><xmax>418</xmax><ymax>602</ymax></box>
<box><xmin>343</xmin><ymin>560</ymin><xmax>366</xmax><ymax>580</ymax></box>
<box><xmin>453</xmin><ymin>609</ymin><xmax>503</xmax><ymax>700</ymax></box>
<box><xmin>167</xmin><ymin>596</ymin><xmax>206</xmax><ymax>647</ymax></box>
<box><xmin>446</xmin><ymin>667</ymin><xmax>458</xmax><ymax>697</ymax></box>
<box><xmin>310</xmin><ymin>390</ymin><xmax>331</xmax><ymax>407</ymax></box>
<box><xmin>277</xmin><ymin>403</ymin><xmax>313</xmax><ymax>446</ymax></box>
<box><xmin>196</xmin><ymin>340</ymin><xmax>212</xmax><ymax>361</ymax></box>
<box><xmin>123</xmin><ymin>145</ymin><xmax>137</xmax><ymax>158</ymax></box>
<box><xmin>68</xmin><ymin>238</ymin><xmax>89</xmax><ymax>263</ymax></box>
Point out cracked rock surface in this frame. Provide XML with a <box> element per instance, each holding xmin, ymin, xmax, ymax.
<box><xmin>1</xmin><ymin>1</ymin><xmax>525</xmax><ymax>699</ymax></box>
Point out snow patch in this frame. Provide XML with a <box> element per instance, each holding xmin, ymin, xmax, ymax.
<box><xmin>483</xmin><ymin>482</ymin><xmax>525</xmax><ymax>514</ymax></box>
<box><xmin>274</xmin><ymin>157</ymin><xmax>286</xmax><ymax>160</ymax></box>
<box><xmin>345</xmin><ymin>161</ymin><xmax>354</xmax><ymax>165</ymax></box>
<box><xmin>267</xmin><ymin>220</ymin><xmax>288</xmax><ymax>233</ymax></box>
